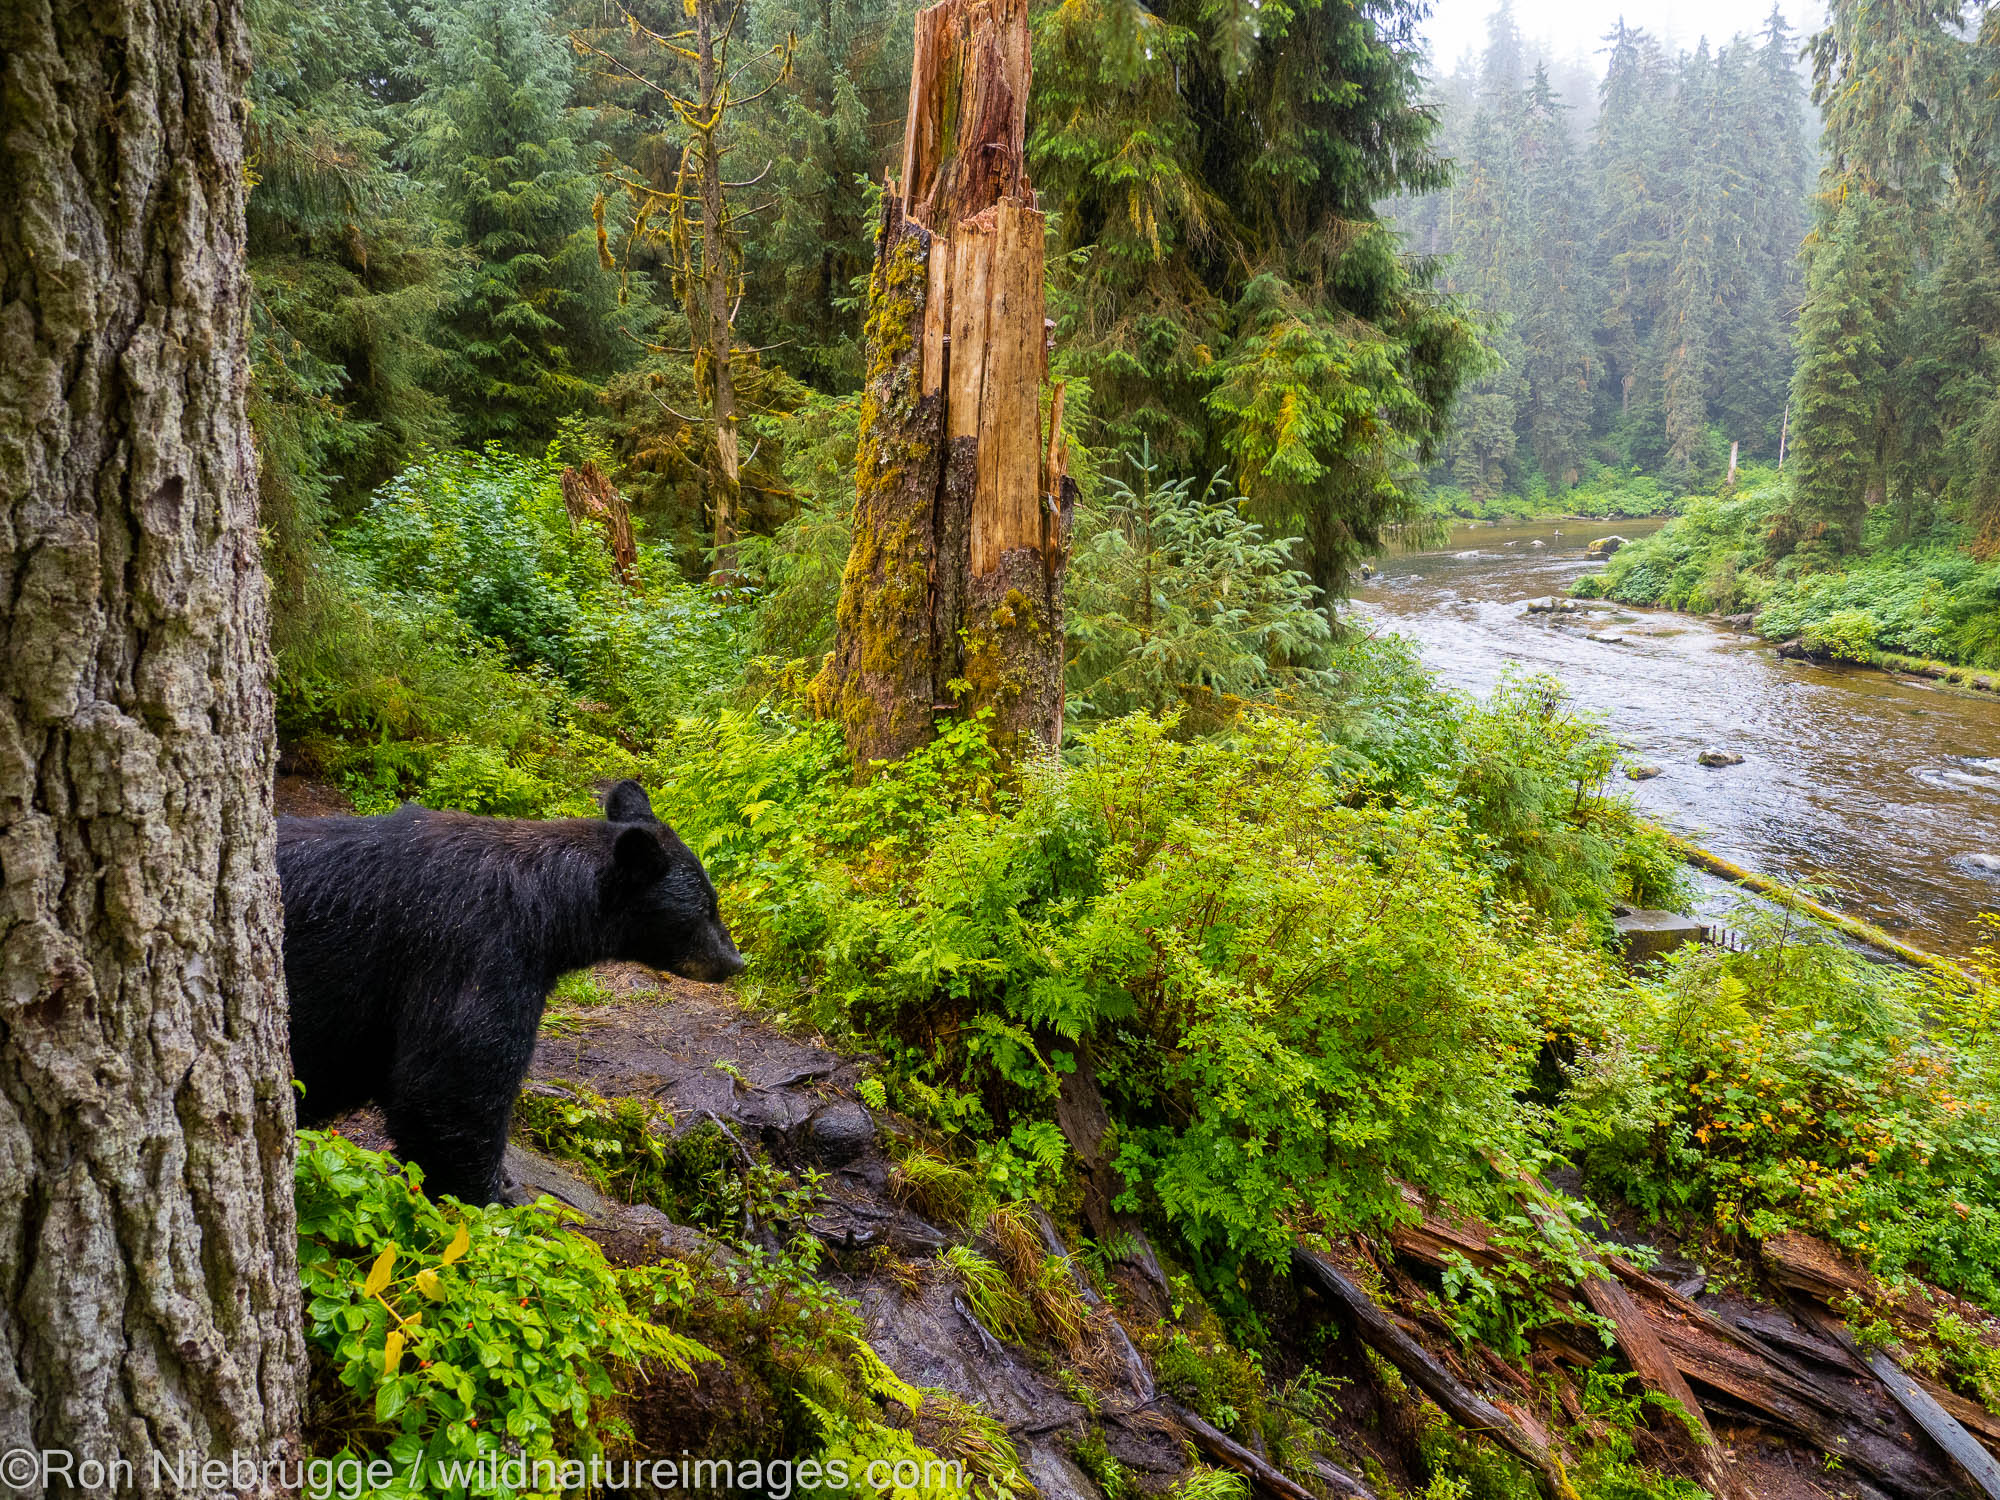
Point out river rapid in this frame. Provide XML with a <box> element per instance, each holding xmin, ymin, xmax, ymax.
<box><xmin>1349</xmin><ymin>516</ymin><xmax>2000</xmax><ymax>962</ymax></box>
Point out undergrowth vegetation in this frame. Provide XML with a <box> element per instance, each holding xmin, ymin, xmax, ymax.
<box><xmin>1575</xmin><ymin>474</ymin><xmax>2000</xmax><ymax>668</ymax></box>
<box><xmin>279</xmin><ymin>433</ymin><xmax>2000</xmax><ymax>1496</ymax></box>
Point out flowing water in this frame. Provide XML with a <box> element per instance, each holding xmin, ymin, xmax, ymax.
<box><xmin>1349</xmin><ymin>517</ymin><xmax>2000</xmax><ymax>961</ymax></box>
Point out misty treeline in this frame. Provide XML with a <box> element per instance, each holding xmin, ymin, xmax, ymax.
<box><xmin>1393</xmin><ymin>0</ymin><xmax>2000</xmax><ymax>567</ymax></box>
<box><xmin>1389</xmin><ymin>3</ymin><xmax>1814</xmax><ymax>503</ymax></box>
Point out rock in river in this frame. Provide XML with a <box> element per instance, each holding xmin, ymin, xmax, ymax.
<box><xmin>1951</xmin><ymin>852</ymin><xmax>2000</xmax><ymax>881</ymax></box>
<box><xmin>1585</xmin><ymin>535</ymin><xmax>1627</xmax><ymax>559</ymax></box>
<box><xmin>1697</xmin><ymin>749</ymin><xmax>1745</xmax><ymax>767</ymax></box>
<box><xmin>1625</xmin><ymin>763</ymin><xmax>1662</xmax><ymax>781</ymax></box>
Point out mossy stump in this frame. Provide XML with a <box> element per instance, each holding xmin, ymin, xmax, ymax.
<box><xmin>816</xmin><ymin>0</ymin><xmax>1072</xmax><ymax>775</ymax></box>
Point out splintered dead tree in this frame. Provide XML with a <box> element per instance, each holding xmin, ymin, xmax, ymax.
<box><xmin>0</xmin><ymin>0</ymin><xmax>303</xmax><ymax>1481</ymax></box>
<box><xmin>575</xmin><ymin>5</ymin><xmax>794</xmax><ymax>567</ymax></box>
<box><xmin>816</xmin><ymin>0</ymin><xmax>1073</xmax><ymax>770</ymax></box>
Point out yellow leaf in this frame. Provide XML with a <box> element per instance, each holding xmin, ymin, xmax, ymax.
<box><xmin>440</xmin><ymin>1223</ymin><xmax>470</xmax><ymax>1266</ymax></box>
<box><xmin>382</xmin><ymin>1330</ymin><xmax>405</xmax><ymax>1376</ymax></box>
<box><xmin>416</xmin><ymin>1269</ymin><xmax>446</xmax><ymax>1302</ymax></box>
<box><xmin>364</xmin><ymin>1244</ymin><xmax>397</xmax><ymax>1298</ymax></box>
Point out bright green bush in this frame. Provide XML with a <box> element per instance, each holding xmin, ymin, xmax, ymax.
<box><xmin>1564</xmin><ymin>926</ymin><xmax>2000</xmax><ymax>1307</ymax></box>
<box><xmin>1573</xmin><ymin>476</ymin><xmax>1779</xmax><ymax>613</ymax></box>
<box><xmin>1799</xmin><ymin>607</ymin><xmax>1880</xmax><ymax>662</ymax></box>
<box><xmin>654</xmin><ymin>705</ymin><xmax>1643</xmax><ymax>1272</ymax></box>
<box><xmin>344</xmin><ymin>444</ymin><xmax>743</xmax><ymax>727</ymax></box>
<box><xmin>296</xmin><ymin>1131</ymin><xmax>715</xmax><ymax>1495</ymax></box>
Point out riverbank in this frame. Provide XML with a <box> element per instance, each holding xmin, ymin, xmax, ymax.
<box><xmin>1430</xmin><ymin>467</ymin><xmax>1679</xmax><ymax>522</ymax></box>
<box><xmin>1354</xmin><ymin>514</ymin><xmax>2000</xmax><ymax>961</ymax></box>
<box><xmin>1571</xmin><ymin>474</ymin><xmax>2000</xmax><ymax>673</ymax></box>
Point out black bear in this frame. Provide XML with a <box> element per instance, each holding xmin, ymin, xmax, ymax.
<box><xmin>277</xmin><ymin>780</ymin><xmax>742</xmax><ymax>1203</ymax></box>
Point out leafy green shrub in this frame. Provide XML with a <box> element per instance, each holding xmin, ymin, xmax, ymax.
<box><xmin>1578</xmin><ymin>477</ymin><xmax>1780</xmax><ymax>613</ymax></box>
<box><xmin>1067</xmin><ymin>444</ymin><xmax>1335</xmax><ymax>721</ymax></box>
<box><xmin>1564</xmin><ymin>927</ymin><xmax>2000</xmax><ymax>1307</ymax></box>
<box><xmin>679</xmin><ymin>707</ymin><xmax>1640</xmax><ymax>1268</ymax></box>
<box><xmin>1800</xmin><ymin>607</ymin><xmax>1880</xmax><ymax>662</ymax></box>
<box><xmin>296</xmin><ymin>1131</ymin><xmax>715</xmax><ymax>1494</ymax></box>
<box><xmin>344</xmin><ymin>444</ymin><xmax>743</xmax><ymax>729</ymax></box>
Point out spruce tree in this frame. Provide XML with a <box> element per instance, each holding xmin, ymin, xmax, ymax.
<box><xmin>1515</xmin><ymin>65</ymin><xmax>1594</xmax><ymax>488</ymax></box>
<box><xmin>1592</xmin><ymin>22</ymin><xmax>1673</xmax><ymax>452</ymax></box>
<box><xmin>1772</xmin><ymin>188</ymin><xmax>1896</xmax><ymax>562</ymax></box>
<box><xmin>414</xmin><ymin>0</ymin><xmax>632</xmax><ymax>445</ymax></box>
<box><xmin>1660</xmin><ymin>42</ymin><xmax>1721</xmax><ymax>476</ymax></box>
<box><xmin>1031</xmin><ymin>0</ymin><xmax>1482</xmax><ymax>594</ymax></box>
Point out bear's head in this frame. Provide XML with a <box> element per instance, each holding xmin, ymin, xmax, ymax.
<box><xmin>600</xmin><ymin>780</ymin><xmax>746</xmax><ymax>983</ymax></box>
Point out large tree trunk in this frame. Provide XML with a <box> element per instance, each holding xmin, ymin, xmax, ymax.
<box><xmin>0</xmin><ymin>0</ymin><xmax>304</xmax><ymax>1490</ymax></box>
<box><xmin>817</xmin><ymin>0</ymin><xmax>1071</xmax><ymax>771</ymax></box>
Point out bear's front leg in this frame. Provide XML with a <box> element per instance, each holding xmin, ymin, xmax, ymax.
<box><xmin>382</xmin><ymin>1010</ymin><xmax>538</xmax><ymax>1205</ymax></box>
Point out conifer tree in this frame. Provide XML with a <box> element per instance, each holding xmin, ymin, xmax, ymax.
<box><xmin>1772</xmin><ymin>188</ymin><xmax>1896</xmax><ymax>562</ymax></box>
<box><xmin>415</xmin><ymin>0</ymin><xmax>632</xmax><ymax>445</ymax></box>
<box><xmin>1660</xmin><ymin>42</ymin><xmax>1721</xmax><ymax>476</ymax></box>
<box><xmin>1031</xmin><ymin>0</ymin><xmax>1481</xmax><ymax>595</ymax></box>
<box><xmin>1592</xmin><ymin>22</ymin><xmax>1674</xmax><ymax>442</ymax></box>
<box><xmin>1515</xmin><ymin>65</ymin><xmax>1595</xmax><ymax>488</ymax></box>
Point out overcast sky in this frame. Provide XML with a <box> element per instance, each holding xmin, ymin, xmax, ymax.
<box><xmin>1416</xmin><ymin>0</ymin><xmax>1827</xmax><ymax>76</ymax></box>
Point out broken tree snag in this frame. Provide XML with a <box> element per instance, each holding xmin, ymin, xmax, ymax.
<box><xmin>819</xmin><ymin>0</ymin><xmax>1067</xmax><ymax>771</ymax></box>
<box><xmin>901</xmin><ymin>0</ymin><xmax>1031</xmax><ymax>233</ymax></box>
<box><xmin>954</xmin><ymin>195</ymin><xmax>1066</xmax><ymax>749</ymax></box>
<box><xmin>560</xmin><ymin>462</ymin><xmax>639</xmax><ymax>588</ymax></box>
<box><xmin>815</xmin><ymin>192</ymin><xmax>945</xmax><ymax>770</ymax></box>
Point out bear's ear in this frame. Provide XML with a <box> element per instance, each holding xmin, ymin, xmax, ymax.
<box><xmin>613</xmin><ymin>824</ymin><xmax>669</xmax><ymax>877</ymax></box>
<box><xmin>603</xmin><ymin>779</ymin><xmax>659</xmax><ymax>825</ymax></box>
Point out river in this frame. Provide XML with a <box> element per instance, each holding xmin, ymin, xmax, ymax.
<box><xmin>1349</xmin><ymin>516</ymin><xmax>2000</xmax><ymax>962</ymax></box>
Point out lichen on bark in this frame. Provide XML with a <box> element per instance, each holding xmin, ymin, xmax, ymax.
<box><xmin>0</xmin><ymin>0</ymin><xmax>304</xmax><ymax>1486</ymax></box>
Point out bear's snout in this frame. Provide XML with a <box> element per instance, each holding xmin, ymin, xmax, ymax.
<box><xmin>670</xmin><ymin>921</ymin><xmax>745</xmax><ymax>983</ymax></box>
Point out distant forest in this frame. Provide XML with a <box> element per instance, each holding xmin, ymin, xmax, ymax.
<box><xmin>1389</xmin><ymin>3</ymin><xmax>1816</xmax><ymax>503</ymax></box>
<box><xmin>1393</xmin><ymin>0</ymin><xmax>2000</xmax><ymax>568</ymax></box>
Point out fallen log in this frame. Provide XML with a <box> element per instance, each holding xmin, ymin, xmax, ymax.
<box><xmin>1164</xmin><ymin>1398</ymin><xmax>1375</xmax><ymax>1500</ymax></box>
<box><xmin>1387</xmin><ymin>1202</ymin><xmax>1964</xmax><ymax>1496</ymax></box>
<box><xmin>1292</xmin><ymin>1244</ymin><xmax>1581</xmax><ymax>1500</ymax></box>
<box><xmin>1786</xmin><ymin>1298</ymin><xmax>2000</xmax><ymax>1498</ymax></box>
<box><xmin>1509</xmin><ymin>1177</ymin><xmax>1747</xmax><ymax>1500</ymax></box>
<box><xmin>1656</xmin><ymin>829</ymin><xmax>1970</xmax><ymax>982</ymax></box>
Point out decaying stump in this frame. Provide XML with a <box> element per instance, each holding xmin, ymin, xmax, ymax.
<box><xmin>816</xmin><ymin>0</ymin><xmax>1072</xmax><ymax>772</ymax></box>
<box><xmin>560</xmin><ymin>462</ymin><xmax>639</xmax><ymax>587</ymax></box>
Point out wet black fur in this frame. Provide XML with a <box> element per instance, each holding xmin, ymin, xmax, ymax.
<box><xmin>277</xmin><ymin>780</ymin><xmax>742</xmax><ymax>1203</ymax></box>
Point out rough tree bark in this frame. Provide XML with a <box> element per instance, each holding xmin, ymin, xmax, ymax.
<box><xmin>817</xmin><ymin>0</ymin><xmax>1071</xmax><ymax>772</ymax></box>
<box><xmin>0</xmin><ymin>0</ymin><xmax>304</xmax><ymax>1490</ymax></box>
